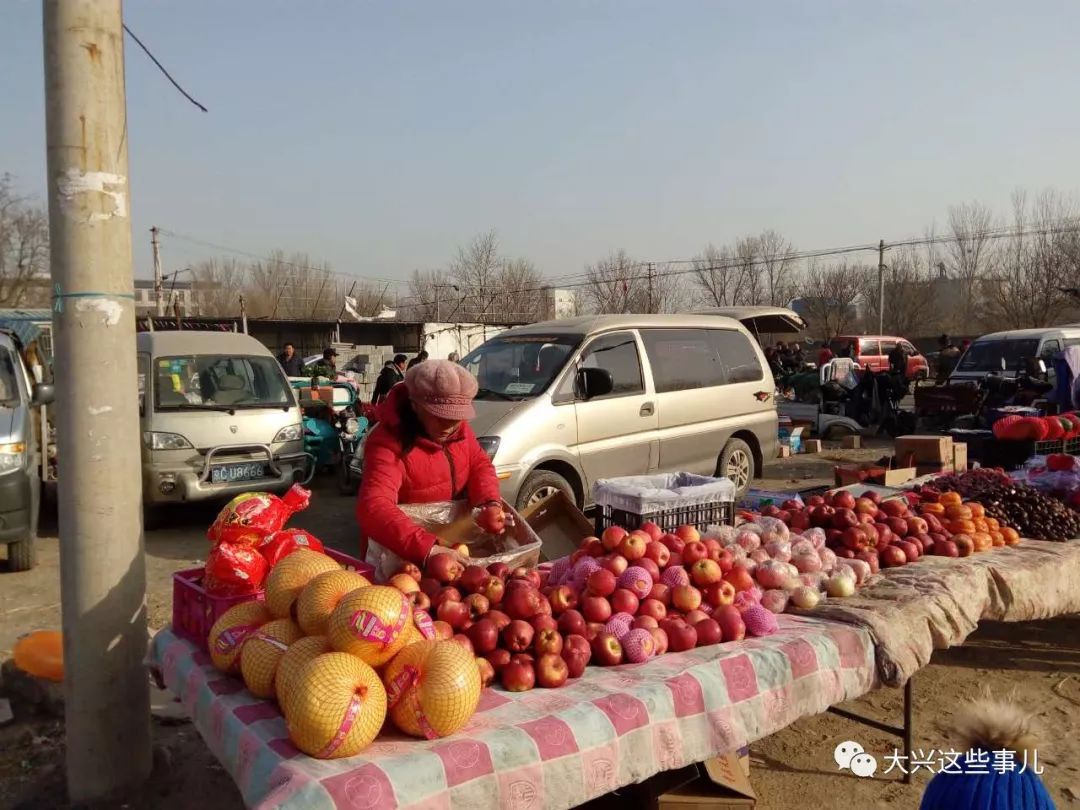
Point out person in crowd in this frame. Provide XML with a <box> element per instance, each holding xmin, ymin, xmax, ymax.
<box><xmin>309</xmin><ymin>347</ymin><xmax>338</xmax><ymax>384</ymax></box>
<box><xmin>447</xmin><ymin>351</ymin><xmax>459</xmax><ymax>363</ymax></box>
<box><xmin>818</xmin><ymin>343</ymin><xmax>835</xmax><ymax>367</ymax></box>
<box><xmin>406</xmin><ymin>350</ymin><xmax>429</xmax><ymax>370</ymax></box>
<box><xmin>888</xmin><ymin>341</ymin><xmax>909</xmax><ymax>378</ymax></box>
<box><xmin>937</xmin><ymin>334</ymin><xmax>962</xmax><ymax>382</ymax></box>
<box><xmin>790</xmin><ymin>343</ymin><xmax>806</xmax><ymax>369</ymax></box>
<box><xmin>372</xmin><ymin>353</ymin><xmax>408</xmax><ymax>404</ymax></box>
<box><xmin>277</xmin><ymin>342</ymin><xmax>304</xmax><ymax>377</ymax></box>
<box><xmin>837</xmin><ymin>341</ymin><xmax>853</xmax><ymax>359</ymax></box>
<box><xmin>919</xmin><ymin>694</ymin><xmax>1053</xmax><ymax>810</ymax></box>
<box><xmin>356</xmin><ymin>360</ymin><xmax>499</xmax><ymax>565</ymax></box>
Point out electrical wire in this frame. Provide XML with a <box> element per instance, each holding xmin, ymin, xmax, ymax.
<box><xmin>122</xmin><ymin>24</ymin><xmax>208</xmax><ymax>113</ymax></box>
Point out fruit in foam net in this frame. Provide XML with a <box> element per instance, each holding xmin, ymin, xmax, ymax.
<box><xmin>296</xmin><ymin>569</ymin><xmax>372</xmax><ymax>636</ymax></box>
<box><xmin>621</xmin><ymin>628</ymin><xmax>655</xmax><ymax>663</ymax></box>
<box><xmin>282</xmin><ymin>652</ymin><xmax>387</xmax><ymax>758</ymax></box>
<box><xmin>264</xmin><ymin>549</ymin><xmax>340</xmax><ymax>619</ymax></box>
<box><xmin>239</xmin><ymin>618</ymin><xmax>303</xmax><ymax>699</ymax></box>
<box><xmin>327</xmin><ymin>586</ymin><xmax>413</xmax><ymax>667</ymax></box>
<box><xmin>275</xmin><ymin>635</ymin><xmax>331</xmax><ymax>703</ymax></box>
<box><xmin>207</xmin><ymin>601</ymin><xmax>273</xmax><ymax>674</ymax></box>
<box><xmin>382</xmin><ymin>640</ymin><xmax>481</xmax><ymax>738</ymax></box>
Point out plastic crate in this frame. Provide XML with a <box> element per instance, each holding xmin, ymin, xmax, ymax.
<box><xmin>971</xmin><ymin>438</ymin><xmax>1065</xmax><ymax>471</ymax></box>
<box><xmin>592</xmin><ymin>473</ymin><xmax>737</xmax><ymax>535</ymax></box>
<box><xmin>171</xmin><ymin>547</ymin><xmax>373</xmax><ymax>651</ymax></box>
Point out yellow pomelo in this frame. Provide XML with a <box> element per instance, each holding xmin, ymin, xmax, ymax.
<box><xmin>382</xmin><ymin>640</ymin><xmax>481</xmax><ymax>739</ymax></box>
<box><xmin>282</xmin><ymin>652</ymin><xmax>387</xmax><ymax>759</ymax></box>
<box><xmin>264</xmin><ymin>549</ymin><xmax>339</xmax><ymax>619</ymax></box>
<box><xmin>207</xmin><ymin>601</ymin><xmax>273</xmax><ymax>674</ymax></box>
<box><xmin>296</xmin><ymin>569</ymin><xmax>371</xmax><ymax>636</ymax></box>
<box><xmin>275</xmin><ymin>635</ymin><xmax>331</xmax><ymax>703</ymax></box>
<box><xmin>327</xmin><ymin>586</ymin><xmax>412</xmax><ymax>667</ymax></box>
<box><xmin>239</xmin><ymin>618</ymin><xmax>303</xmax><ymax>699</ymax></box>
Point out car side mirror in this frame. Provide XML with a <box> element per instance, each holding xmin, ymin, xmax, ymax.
<box><xmin>577</xmin><ymin>367</ymin><xmax>614</xmax><ymax>400</ymax></box>
<box><xmin>32</xmin><ymin>383</ymin><xmax>54</xmax><ymax>406</ymax></box>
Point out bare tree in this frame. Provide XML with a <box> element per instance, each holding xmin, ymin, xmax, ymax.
<box><xmin>757</xmin><ymin>229</ymin><xmax>798</xmax><ymax>306</ymax></box>
<box><xmin>404</xmin><ymin>268</ymin><xmax>453</xmax><ymax>321</ymax></box>
<box><xmin>0</xmin><ymin>175</ymin><xmax>50</xmax><ymax>307</ymax></box>
<box><xmin>692</xmin><ymin>244</ymin><xmax>753</xmax><ymax>307</ymax></box>
<box><xmin>946</xmin><ymin>201</ymin><xmax>995</xmax><ymax>332</ymax></box>
<box><xmin>581</xmin><ymin>250</ymin><xmax>640</xmax><ymax>314</ymax></box>
<box><xmin>856</xmin><ymin>240</ymin><xmax>941</xmax><ymax>337</ymax></box>
<box><xmin>799</xmin><ymin>259</ymin><xmax>864</xmax><ymax>341</ymax></box>
<box><xmin>191</xmin><ymin>256</ymin><xmax>247</xmax><ymax>317</ymax></box>
<box><xmin>690</xmin><ymin>230</ymin><xmax>797</xmax><ymax>308</ymax></box>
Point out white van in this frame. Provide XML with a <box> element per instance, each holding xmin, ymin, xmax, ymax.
<box><xmin>137</xmin><ymin>332</ymin><xmax>307</xmax><ymax>507</ymax></box>
<box><xmin>458</xmin><ymin>314</ymin><xmax>778</xmax><ymax>508</ymax></box>
<box><xmin>949</xmin><ymin>327</ymin><xmax>1080</xmax><ymax>384</ymax></box>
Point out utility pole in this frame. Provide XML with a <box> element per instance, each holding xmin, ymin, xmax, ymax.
<box><xmin>239</xmin><ymin>294</ymin><xmax>248</xmax><ymax>334</ymax></box>
<box><xmin>878</xmin><ymin>239</ymin><xmax>886</xmax><ymax>335</ymax></box>
<box><xmin>434</xmin><ymin>284</ymin><xmax>441</xmax><ymax>322</ymax></box>
<box><xmin>150</xmin><ymin>225</ymin><xmax>164</xmax><ymax>316</ymax></box>
<box><xmin>646</xmin><ymin>263</ymin><xmax>655</xmax><ymax>313</ymax></box>
<box><xmin>42</xmin><ymin>0</ymin><xmax>151</xmax><ymax>802</ymax></box>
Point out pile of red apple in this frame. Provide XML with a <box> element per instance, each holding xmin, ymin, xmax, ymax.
<box><xmin>399</xmin><ymin>523</ymin><xmax>783</xmax><ymax>693</ymax></box>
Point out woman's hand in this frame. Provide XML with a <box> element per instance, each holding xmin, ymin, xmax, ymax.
<box><xmin>475</xmin><ymin>502</ymin><xmax>514</xmax><ymax>535</ymax></box>
<box><xmin>426</xmin><ymin>543</ymin><xmax>468</xmax><ymax>568</ymax></box>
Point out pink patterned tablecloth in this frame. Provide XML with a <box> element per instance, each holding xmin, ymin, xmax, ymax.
<box><xmin>149</xmin><ymin>615</ymin><xmax>874</xmax><ymax>810</ymax></box>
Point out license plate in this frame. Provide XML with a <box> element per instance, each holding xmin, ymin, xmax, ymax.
<box><xmin>211</xmin><ymin>462</ymin><xmax>267</xmax><ymax>484</ymax></box>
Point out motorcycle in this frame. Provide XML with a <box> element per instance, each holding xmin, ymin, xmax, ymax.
<box><xmin>337</xmin><ymin>405</ymin><xmax>371</xmax><ymax>495</ymax></box>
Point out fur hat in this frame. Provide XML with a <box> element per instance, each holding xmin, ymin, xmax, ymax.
<box><xmin>404</xmin><ymin>359</ymin><xmax>477</xmax><ymax>421</ymax></box>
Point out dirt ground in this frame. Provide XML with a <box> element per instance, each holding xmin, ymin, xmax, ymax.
<box><xmin>2</xmin><ymin>441</ymin><xmax>1079</xmax><ymax>809</ymax></box>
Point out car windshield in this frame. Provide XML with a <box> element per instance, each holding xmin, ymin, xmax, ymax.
<box><xmin>956</xmin><ymin>338</ymin><xmax>1041</xmax><ymax>373</ymax></box>
<box><xmin>460</xmin><ymin>335</ymin><xmax>581</xmax><ymax>399</ymax></box>
<box><xmin>0</xmin><ymin>346</ymin><xmax>22</xmax><ymax>405</ymax></box>
<box><xmin>153</xmin><ymin>354</ymin><xmax>293</xmax><ymax>410</ymax></box>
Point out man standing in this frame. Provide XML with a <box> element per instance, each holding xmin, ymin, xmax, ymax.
<box><xmin>406</xmin><ymin>350</ymin><xmax>429</xmax><ymax>371</ymax></box>
<box><xmin>310</xmin><ymin>347</ymin><xmax>338</xmax><ymax>384</ymax></box>
<box><xmin>372</xmin><ymin>353</ymin><xmax>408</xmax><ymax>404</ymax></box>
<box><xmin>278</xmin><ymin>342</ymin><xmax>304</xmax><ymax>377</ymax></box>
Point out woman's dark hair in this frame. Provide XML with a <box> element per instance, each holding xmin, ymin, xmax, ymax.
<box><xmin>395</xmin><ymin>396</ymin><xmax>426</xmax><ymax>457</ymax></box>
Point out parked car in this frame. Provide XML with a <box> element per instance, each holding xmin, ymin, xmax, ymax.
<box><xmin>455</xmin><ymin>313</ymin><xmax>778</xmax><ymax>509</ymax></box>
<box><xmin>829</xmin><ymin>335</ymin><xmax>929</xmax><ymax>380</ymax></box>
<box><xmin>137</xmin><ymin>331</ymin><xmax>308</xmax><ymax>512</ymax></box>
<box><xmin>0</xmin><ymin>329</ymin><xmax>54</xmax><ymax>571</ymax></box>
<box><xmin>948</xmin><ymin>327</ymin><xmax>1080</xmax><ymax>384</ymax></box>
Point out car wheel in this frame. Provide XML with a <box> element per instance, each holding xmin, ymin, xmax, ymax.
<box><xmin>6</xmin><ymin>535</ymin><xmax>36</xmax><ymax>572</ymax></box>
<box><xmin>516</xmin><ymin>470</ymin><xmax>575</xmax><ymax>512</ymax></box>
<box><xmin>718</xmin><ymin>438</ymin><xmax>755</xmax><ymax>498</ymax></box>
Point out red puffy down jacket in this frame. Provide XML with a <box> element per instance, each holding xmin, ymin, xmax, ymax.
<box><xmin>356</xmin><ymin>384</ymin><xmax>500</xmax><ymax>564</ymax></box>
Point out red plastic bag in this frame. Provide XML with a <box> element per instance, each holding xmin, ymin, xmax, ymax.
<box><xmin>204</xmin><ymin>542</ymin><xmax>269</xmax><ymax>595</ymax></box>
<box><xmin>207</xmin><ymin>484</ymin><xmax>311</xmax><ymax>547</ymax></box>
<box><xmin>258</xmin><ymin>528</ymin><xmax>325</xmax><ymax>568</ymax></box>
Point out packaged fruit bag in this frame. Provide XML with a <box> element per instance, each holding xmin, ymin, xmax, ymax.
<box><xmin>207</xmin><ymin>484</ymin><xmax>311</xmax><ymax>546</ymax></box>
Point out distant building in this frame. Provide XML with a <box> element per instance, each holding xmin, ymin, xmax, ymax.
<box><xmin>134</xmin><ymin>279</ymin><xmax>198</xmax><ymax>316</ymax></box>
<box><xmin>544</xmin><ymin>288</ymin><xmax>576</xmax><ymax>320</ymax></box>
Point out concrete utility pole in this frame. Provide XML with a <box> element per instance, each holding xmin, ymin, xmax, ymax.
<box><xmin>877</xmin><ymin>239</ymin><xmax>886</xmax><ymax>335</ymax></box>
<box><xmin>42</xmin><ymin>0</ymin><xmax>152</xmax><ymax>801</ymax></box>
<box><xmin>151</xmin><ymin>225</ymin><xmax>164</xmax><ymax>315</ymax></box>
<box><xmin>646</xmin><ymin>263</ymin><xmax>655</xmax><ymax>313</ymax></box>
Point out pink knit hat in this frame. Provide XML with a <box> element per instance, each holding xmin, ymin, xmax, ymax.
<box><xmin>405</xmin><ymin>359</ymin><xmax>478</xmax><ymax>421</ymax></box>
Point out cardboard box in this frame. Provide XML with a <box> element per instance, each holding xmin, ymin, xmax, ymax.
<box><xmin>802</xmin><ymin>439</ymin><xmax>823</xmax><ymax>454</ymax></box>
<box><xmin>841</xmin><ymin>435</ymin><xmax>862</xmax><ymax>449</ymax></box>
<box><xmin>953</xmin><ymin>442</ymin><xmax>968</xmax><ymax>472</ymax></box>
<box><xmin>519</xmin><ymin>489</ymin><xmax>593</xmax><ymax>562</ymax></box>
<box><xmin>894</xmin><ymin>435</ymin><xmax>953</xmax><ymax>465</ymax></box>
<box><xmin>916</xmin><ymin>462</ymin><xmax>953</xmax><ymax>478</ymax></box>
<box><xmin>659</xmin><ymin>751</ymin><xmax>755</xmax><ymax>809</ymax></box>
<box><xmin>777</xmin><ymin>445</ymin><xmax>791</xmax><ymax>458</ymax></box>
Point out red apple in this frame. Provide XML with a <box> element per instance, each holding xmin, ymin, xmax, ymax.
<box><xmin>713</xmin><ymin>605</ymin><xmax>745</xmax><ymax>642</ymax></box>
<box><xmin>833</xmin><ymin>492</ymin><xmax>856</xmax><ymax>510</ymax></box>
<box><xmin>935</xmin><ymin>539</ymin><xmax>959</xmax><ymax>557</ymax></box>
<box><xmin>674</xmin><ymin>525</ymin><xmax>701</xmax><ymax>544</ymax></box>
<box><xmin>534</xmin><ymin>628</ymin><xmax>564</xmax><ymax>656</ymax></box>
<box><xmin>501</xmin><ymin>659</ymin><xmax>536</xmax><ymax>691</ymax></box>
<box><xmin>584</xmin><ymin>621</ymin><xmax>604</xmax><ymax>641</ymax></box>
<box><xmin>452</xmin><ymin>634</ymin><xmax>474</xmax><ymax>655</ymax></box>
<box><xmin>649</xmin><ymin>582</ymin><xmax>672</xmax><ymax>605</ymax></box>
<box><xmin>836</xmin><ymin>547</ymin><xmax>856</xmax><ymax>559</ymax></box>
<box><xmin>682</xmin><ymin>541</ymin><xmax>708</xmax><ymax>565</ymax></box>
<box><xmin>880</xmin><ymin>499</ymin><xmax>907</xmax><ymax>518</ymax></box>
<box><xmin>633</xmin><ymin>614</ymin><xmax>659</xmax><ymax>630</ymax></box>
<box><xmin>485</xmin><ymin>648</ymin><xmax>511</xmax><ymax>672</ymax></box>
<box><xmin>547</xmin><ymin>585</ymin><xmax>578</xmax><ymax>615</ymax></box>
<box><xmin>396</xmin><ymin>562</ymin><xmax>423</xmax><ymax>582</ymax></box>
<box><xmin>431</xmin><ymin>620</ymin><xmax>454</xmax><ymax>641</ymax></box>
<box><xmin>714</xmin><ymin>547</ymin><xmax>734</xmax><ymax>574</ymax></box>
<box><xmin>485</xmin><ymin>609</ymin><xmax>511</xmax><ymax>632</ymax></box>
<box><xmin>637</xmin><ymin>557</ymin><xmax>661</xmax><ymax>583</ymax></box>
<box><xmin>660</xmin><ymin>533</ymin><xmax>685</xmax><ymax>554</ymax></box>
<box><xmin>586</xmin><ymin>568</ymin><xmax>617</xmax><ymax>597</ymax></box>
<box><xmin>591</xmin><ymin>632</ymin><xmax>624</xmax><ymax>666</ymax></box>
<box><xmin>703</xmin><ymin>580</ymin><xmax>736</xmax><ymax>607</ymax></box>
<box><xmin>476</xmin><ymin>576</ymin><xmax>505</xmax><ymax>606</ymax></box>
<box><xmin>503</xmin><ymin>586</ymin><xmax>542</xmax><ymax>621</ymax></box>
<box><xmin>502</xmin><ymin>620</ymin><xmax>535</xmax><ymax>652</ymax></box>
<box><xmin>660</xmin><ymin>619</ymin><xmax>698</xmax><ymax>652</ymax></box>
<box><xmin>426</xmin><ymin>553</ymin><xmax>464</xmax><ymax>584</ymax></box>
<box><xmin>694</xmin><ymin>618</ymin><xmax>723</xmax><ymax>646</ymax></box>
<box><xmin>582</xmin><ymin>538</ymin><xmax>604</xmax><ymax>558</ymax></box>
<box><xmin>644</xmin><ymin>541</ymin><xmax>671</xmax><ymax>568</ymax></box>
<box><xmin>611</xmin><ymin>588</ymin><xmax>640</xmax><ymax>615</ymax></box>
<box><xmin>860</xmin><ymin>490</ymin><xmax>882</xmax><ymax>505</ymax></box>
<box><xmin>487</xmin><ymin>561</ymin><xmax>510</xmax><ymax>580</ymax></box>
<box><xmin>561</xmin><ymin>634</ymin><xmax>591</xmax><ymax>678</ymax></box>
<box><xmin>842</xmin><ymin>526</ymin><xmax>869</xmax><ymax>551</ymax></box>
<box><xmin>601</xmin><ymin>554</ymin><xmax>629</xmax><ymax>576</ymax></box>
<box><xmin>684</xmin><ymin>608</ymin><xmax>710</xmax><ymax>626</ymax></box>
<box><xmin>905</xmin><ymin>516</ymin><xmax>928</xmax><ymax>537</ymax></box>
<box><xmin>557</xmin><ymin>609</ymin><xmax>587</xmax><ymax>637</ymax></box>
<box><xmin>880</xmin><ymin>545</ymin><xmax>907</xmax><ymax>568</ymax></box>
<box><xmin>690</xmin><ymin>559</ymin><xmax>722</xmax><ymax>586</ymax></box>
<box><xmin>619</xmin><ymin>533</ymin><xmax>648</xmax><ymax>561</ymax></box>
<box><xmin>897</xmin><ymin>539</ymin><xmax>920</xmax><ymax>562</ymax></box>
<box><xmin>831</xmin><ymin>509</ymin><xmax>859</xmax><ymax>530</ymax></box>
<box><xmin>457</xmin><ymin>565</ymin><xmax>489</xmax><ymax>594</ymax></box>
<box><xmin>854</xmin><ymin>497</ymin><xmax>877</xmax><ymax>515</ymax></box>
<box><xmin>531</xmin><ymin>614</ymin><xmax>558</xmax><ymax>634</ymax></box>
<box><xmin>855</xmin><ymin>549</ymin><xmax>880</xmax><ymax>574</ymax></box>
<box><xmin>671</xmin><ymin>585</ymin><xmax>702</xmax><ymax>612</ymax></box>
<box><xmin>703</xmin><ymin>538</ymin><xmax>722</xmax><ymax>560</ymax></box>
<box><xmin>433</xmin><ymin>586</ymin><xmax>462</xmax><ymax>609</ymax></box>
<box><xmin>806</xmin><ymin>495</ymin><xmax>825</xmax><ymax>507</ymax></box>
<box><xmin>466</xmin><ymin>618</ymin><xmax>499</xmax><ymax>654</ymax></box>
<box><xmin>475</xmin><ymin>657</ymin><xmax>496</xmax><ymax>688</ymax></box>
<box><xmin>953</xmin><ymin>534</ymin><xmax>974</xmax><ymax>557</ymax></box>
<box><xmin>638</xmin><ymin>598</ymin><xmax>667</xmax><ymax>621</ymax></box>
<box><xmin>511</xmin><ymin>567</ymin><xmax>542</xmax><ymax>589</ymax></box>
<box><xmin>463</xmin><ymin>593</ymin><xmax>490</xmax><ymax>621</ymax></box>
<box><xmin>412</xmin><ymin>591</ymin><xmax>432</xmax><ymax>612</ymax></box>
<box><xmin>601</xmin><ymin>526</ymin><xmax>628</xmax><ymax>552</ymax></box>
<box><xmin>668</xmin><ymin>552</ymin><xmax>683</xmax><ymax>569</ymax></box>
<box><xmin>437</xmin><ymin>600</ymin><xmax>470</xmax><ymax>630</ymax></box>
<box><xmin>722</xmin><ymin>565</ymin><xmax>755</xmax><ymax>593</ymax></box>
<box><xmin>788</xmin><ymin>511</ymin><xmax>811</xmax><ymax>532</ymax></box>
<box><xmin>581</xmin><ymin>595</ymin><xmax>613</xmax><ymax>623</ymax></box>
<box><xmin>649</xmin><ymin>627</ymin><xmax>669</xmax><ymax>655</ymax></box>
<box><xmin>886</xmin><ymin>516</ymin><xmax>909</xmax><ymax>537</ymax></box>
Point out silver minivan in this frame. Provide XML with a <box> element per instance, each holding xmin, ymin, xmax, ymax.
<box><xmin>459</xmin><ymin>314</ymin><xmax>778</xmax><ymax>509</ymax></box>
<box><xmin>949</xmin><ymin>327</ymin><xmax>1080</xmax><ymax>384</ymax></box>
<box><xmin>137</xmin><ymin>332</ymin><xmax>307</xmax><ymax>507</ymax></box>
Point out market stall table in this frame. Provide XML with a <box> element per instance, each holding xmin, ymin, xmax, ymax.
<box><xmin>149</xmin><ymin>615</ymin><xmax>874</xmax><ymax>810</ymax></box>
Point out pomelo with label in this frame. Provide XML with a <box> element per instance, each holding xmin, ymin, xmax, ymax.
<box><xmin>327</xmin><ymin>586</ymin><xmax>413</xmax><ymax>667</ymax></box>
<box><xmin>382</xmin><ymin>640</ymin><xmax>481</xmax><ymax>739</ymax></box>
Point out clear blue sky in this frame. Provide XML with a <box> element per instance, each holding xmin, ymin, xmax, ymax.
<box><xmin>3</xmin><ymin>1</ymin><xmax>1080</xmax><ymax>283</ymax></box>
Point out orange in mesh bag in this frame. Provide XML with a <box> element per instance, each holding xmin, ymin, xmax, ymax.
<box><xmin>381</xmin><ymin>640</ymin><xmax>481</xmax><ymax>739</ymax></box>
<box><xmin>207</xmin><ymin>484</ymin><xmax>311</xmax><ymax>547</ymax></box>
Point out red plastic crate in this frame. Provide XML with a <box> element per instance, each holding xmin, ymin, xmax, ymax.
<box><xmin>171</xmin><ymin>548</ymin><xmax>374</xmax><ymax>651</ymax></box>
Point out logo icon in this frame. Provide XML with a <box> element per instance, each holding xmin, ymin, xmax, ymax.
<box><xmin>753</xmin><ymin>390</ymin><xmax>771</xmax><ymax>402</ymax></box>
<box><xmin>835</xmin><ymin>740</ymin><xmax>878</xmax><ymax>778</ymax></box>
<box><xmin>229</xmin><ymin>425</ymin><xmax>238</xmax><ymax>434</ymax></box>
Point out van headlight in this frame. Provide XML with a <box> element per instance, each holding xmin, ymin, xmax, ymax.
<box><xmin>344</xmin><ymin>417</ymin><xmax>360</xmax><ymax>436</ymax></box>
<box><xmin>476</xmin><ymin>436</ymin><xmax>500</xmax><ymax>460</ymax></box>
<box><xmin>143</xmin><ymin>432</ymin><xmax>193</xmax><ymax>451</ymax></box>
<box><xmin>274</xmin><ymin>424</ymin><xmax>303</xmax><ymax>443</ymax></box>
<box><xmin>0</xmin><ymin>442</ymin><xmax>26</xmax><ymax>474</ymax></box>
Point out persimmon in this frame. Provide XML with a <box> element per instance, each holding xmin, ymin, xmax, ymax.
<box><xmin>972</xmin><ymin>532</ymin><xmax>993</xmax><ymax>552</ymax></box>
<box><xmin>1002</xmin><ymin>527</ymin><xmax>1021</xmax><ymax>545</ymax></box>
<box><xmin>945</xmin><ymin>505</ymin><xmax>973</xmax><ymax>521</ymax></box>
<box><xmin>967</xmin><ymin>503</ymin><xmax>985</xmax><ymax>518</ymax></box>
<box><xmin>949</xmin><ymin>519</ymin><xmax>976</xmax><ymax>535</ymax></box>
<box><xmin>990</xmin><ymin>531</ymin><xmax>1005</xmax><ymax>547</ymax></box>
<box><xmin>939</xmin><ymin>492</ymin><xmax>962</xmax><ymax>507</ymax></box>
<box><xmin>920</xmin><ymin>502</ymin><xmax>945</xmax><ymax>515</ymax></box>
<box><xmin>985</xmin><ymin>517</ymin><xmax>1000</xmax><ymax>531</ymax></box>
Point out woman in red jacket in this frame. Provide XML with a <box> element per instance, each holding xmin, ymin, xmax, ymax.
<box><xmin>357</xmin><ymin>359</ymin><xmax>501</xmax><ymax>566</ymax></box>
